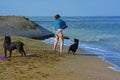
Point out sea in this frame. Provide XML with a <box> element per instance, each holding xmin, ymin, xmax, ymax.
<box><xmin>29</xmin><ymin>16</ymin><xmax>120</xmax><ymax>72</ymax></box>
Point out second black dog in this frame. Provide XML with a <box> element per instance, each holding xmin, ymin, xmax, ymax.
<box><xmin>67</xmin><ymin>38</ymin><xmax>79</xmax><ymax>55</ymax></box>
<box><xmin>3</xmin><ymin>36</ymin><xmax>26</xmax><ymax>57</ymax></box>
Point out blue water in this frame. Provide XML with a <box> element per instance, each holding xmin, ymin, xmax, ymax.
<box><xmin>29</xmin><ymin>16</ymin><xmax>120</xmax><ymax>72</ymax></box>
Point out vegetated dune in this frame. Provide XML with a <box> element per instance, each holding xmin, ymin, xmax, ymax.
<box><xmin>0</xmin><ymin>16</ymin><xmax>54</xmax><ymax>39</ymax></box>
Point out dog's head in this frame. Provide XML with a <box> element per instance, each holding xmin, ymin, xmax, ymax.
<box><xmin>74</xmin><ymin>38</ymin><xmax>79</xmax><ymax>44</ymax></box>
<box><xmin>4</xmin><ymin>36</ymin><xmax>11</xmax><ymax>43</ymax></box>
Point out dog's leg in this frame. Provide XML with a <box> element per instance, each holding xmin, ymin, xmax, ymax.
<box><xmin>19</xmin><ymin>50</ymin><xmax>23</xmax><ymax>57</ymax></box>
<box><xmin>4</xmin><ymin>49</ymin><xmax>7</xmax><ymax>58</ymax></box>
<box><xmin>21</xmin><ymin>46</ymin><xmax>26</xmax><ymax>57</ymax></box>
<box><xmin>9</xmin><ymin>50</ymin><xmax>12</xmax><ymax>57</ymax></box>
<box><xmin>19</xmin><ymin>50</ymin><xmax>26</xmax><ymax>57</ymax></box>
<box><xmin>22</xmin><ymin>50</ymin><xmax>26</xmax><ymax>57</ymax></box>
<box><xmin>20</xmin><ymin>46</ymin><xmax>26</xmax><ymax>57</ymax></box>
<box><xmin>17</xmin><ymin>46</ymin><xmax>23</xmax><ymax>57</ymax></box>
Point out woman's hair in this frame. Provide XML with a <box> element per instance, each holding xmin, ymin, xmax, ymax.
<box><xmin>54</xmin><ymin>14</ymin><xmax>61</xmax><ymax>19</ymax></box>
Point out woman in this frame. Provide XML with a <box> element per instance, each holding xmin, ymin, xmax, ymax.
<box><xmin>53</xmin><ymin>14</ymin><xmax>67</xmax><ymax>54</ymax></box>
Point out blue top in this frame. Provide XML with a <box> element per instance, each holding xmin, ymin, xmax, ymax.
<box><xmin>53</xmin><ymin>18</ymin><xmax>66</xmax><ymax>31</ymax></box>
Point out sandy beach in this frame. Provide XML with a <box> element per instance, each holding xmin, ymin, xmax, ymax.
<box><xmin>0</xmin><ymin>36</ymin><xmax>120</xmax><ymax>80</ymax></box>
<box><xmin>0</xmin><ymin>16</ymin><xmax>120</xmax><ymax>80</ymax></box>
<box><xmin>55</xmin><ymin>54</ymin><xmax>120</xmax><ymax>80</ymax></box>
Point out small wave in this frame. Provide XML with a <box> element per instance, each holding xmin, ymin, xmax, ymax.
<box><xmin>35</xmin><ymin>21</ymin><xmax>53</xmax><ymax>22</ymax></box>
<box><xmin>44</xmin><ymin>37</ymin><xmax>73</xmax><ymax>46</ymax></box>
<box><xmin>108</xmin><ymin>66</ymin><xmax>120</xmax><ymax>72</ymax></box>
<box><xmin>44</xmin><ymin>37</ymin><xmax>55</xmax><ymax>44</ymax></box>
<box><xmin>81</xmin><ymin>46</ymin><xmax>107</xmax><ymax>52</ymax></box>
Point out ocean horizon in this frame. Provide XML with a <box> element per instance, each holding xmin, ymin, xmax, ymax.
<box><xmin>29</xmin><ymin>16</ymin><xmax>120</xmax><ymax>72</ymax></box>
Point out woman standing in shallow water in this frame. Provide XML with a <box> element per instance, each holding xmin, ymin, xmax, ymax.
<box><xmin>53</xmin><ymin>14</ymin><xmax>67</xmax><ymax>54</ymax></box>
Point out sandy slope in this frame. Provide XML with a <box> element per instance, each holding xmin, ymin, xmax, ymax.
<box><xmin>0</xmin><ymin>16</ymin><xmax>54</xmax><ymax>39</ymax></box>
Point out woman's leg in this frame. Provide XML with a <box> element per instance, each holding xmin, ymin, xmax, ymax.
<box><xmin>53</xmin><ymin>35</ymin><xmax>59</xmax><ymax>51</ymax></box>
<box><xmin>58</xmin><ymin>32</ymin><xmax>64</xmax><ymax>53</ymax></box>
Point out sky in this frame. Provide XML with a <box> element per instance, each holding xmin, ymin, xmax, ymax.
<box><xmin>0</xmin><ymin>0</ymin><xmax>120</xmax><ymax>16</ymax></box>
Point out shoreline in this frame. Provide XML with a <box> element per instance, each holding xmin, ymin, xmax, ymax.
<box><xmin>43</xmin><ymin>37</ymin><xmax>120</xmax><ymax>72</ymax></box>
<box><xmin>65</xmin><ymin>47</ymin><xmax>120</xmax><ymax>72</ymax></box>
<box><xmin>45</xmin><ymin>43</ymin><xmax>120</xmax><ymax>80</ymax></box>
<box><xmin>57</xmin><ymin>54</ymin><xmax>120</xmax><ymax>80</ymax></box>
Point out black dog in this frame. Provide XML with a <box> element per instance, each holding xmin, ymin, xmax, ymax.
<box><xmin>3</xmin><ymin>36</ymin><xmax>26</xmax><ymax>57</ymax></box>
<box><xmin>68</xmin><ymin>38</ymin><xmax>79</xmax><ymax>54</ymax></box>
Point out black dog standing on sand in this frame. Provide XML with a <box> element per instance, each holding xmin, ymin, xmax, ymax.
<box><xmin>3</xmin><ymin>36</ymin><xmax>26</xmax><ymax>57</ymax></box>
<box><xmin>68</xmin><ymin>38</ymin><xmax>79</xmax><ymax>55</ymax></box>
